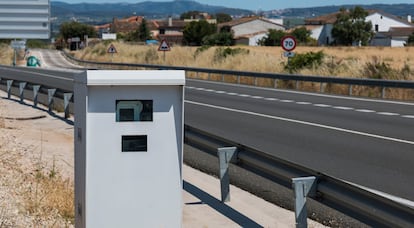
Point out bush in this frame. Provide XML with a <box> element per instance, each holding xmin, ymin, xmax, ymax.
<box><xmin>144</xmin><ymin>48</ymin><xmax>159</xmax><ymax>63</ymax></box>
<box><xmin>286</xmin><ymin>51</ymin><xmax>324</xmax><ymax>72</ymax></box>
<box><xmin>202</xmin><ymin>32</ymin><xmax>234</xmax><ymax>46</ymax></box>
<box><xmin>213</xmin><ymin>47</ymin><xmax>249</xmax><ymax>62</ymax></box>
<box><xmin>363</xmin><ymin>59</ymin><xmax>397</xmax><ymax>80</ymax></box>
<box><xmin>194</xmin><ymin>45</ymin><xmax>211</xmax><ymax>58</ymax></box>
<box><xmin>27</xmin><ymin>40</ymin><xmax>49</xmax><ymax>49</ymax></box>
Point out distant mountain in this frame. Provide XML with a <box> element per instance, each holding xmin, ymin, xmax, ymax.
<box><xmin>265</xmin><ymin>4</ymin><xmax>414</xmax><ymax>18</ymax></box>
<box><xmin>50</xmin><ymin>1</ymin><xmax>414</xmax><ymax>35</ymax></box>
<box><xmin>51</xmin><ymin>1</ymin><xmax>253</xmax><ymax>24</ymax></box>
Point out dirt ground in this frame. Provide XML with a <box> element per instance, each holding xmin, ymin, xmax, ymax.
<box><xmin>0</xmin><ymin>90</ymin><xmax>74</xmax><ymax>227</ymax></box>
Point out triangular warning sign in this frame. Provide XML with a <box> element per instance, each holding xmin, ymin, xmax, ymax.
<box><xmin>158</xmin><ymin>40</ymin><xmax>171</xmax><ymax>51</ymax></box>
<box><xmin>107</xmin><ymin>44</ymin><xmax>117</xmax><ymax>53</ymax></box>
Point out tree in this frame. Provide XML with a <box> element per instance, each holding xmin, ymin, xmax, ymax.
<box><xmin>215</xmin><ymin>13</ymin><xmax>232</xmax><ymax>23</ymax></box>
<box><xmin>202</xmin><ymin>32</ymin><xmax>234</xmax><ymax>46</ymax></box>
<box><xmin>59</xmin><ymin>21</ymin><xmax>97</xmax><ymax>41</ymax></box>
<box><xmin>407</xmin><ymin>32</ymin><xmax>414</xmax><ymax>46</ymax></box>
<box><xmin>183</xmin><ymin>20</ymin><xmax>216</xmax><ymax>46</ymax></box>
<box><xmin>331</xmin><ymin>6</ymin><xmax>373</xmax><ymax>46</ymax></box>
<box><xmin>180</xmin><ymin>11</ymin><xmax>203</xmax><ymax>20</ymax></box>
<box><xmin>137</xmin><ymin>19</ymin><xmax>151</xmax><ymax>41</ymax></box>
<box><xmin>290</xmin><ymin>27</ymin><xmax>311</xmax><ymax>44</ymax></box>
<box><xmin>257</xmin><ymin>29</ymin><xmax>286</xmax><ymax>46</ymax></box>
<box><xmin>124</xmin><ymin>19</ymin><xmax>151</xmax><ymax>42</ymax></box>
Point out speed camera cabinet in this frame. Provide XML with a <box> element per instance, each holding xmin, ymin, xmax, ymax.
<box><xmin>74</xmin><ymin>70</ymin><xmax>185</xmax><ymax>228</ymax></box>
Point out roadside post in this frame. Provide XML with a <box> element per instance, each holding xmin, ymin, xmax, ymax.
<box><xmin>11</xmin><ymin>40</ymin><xmax>26</xmax><ymax>66</ymax></box>
<box><xmin>107</xmin><ymin>43</ymin><xmax>117</xmax><ymax>62</ymax></box>
<box><xmin>281</xmin><ymin>36</ymin><xmax>297</xmax><ymax>71</ymax></box>
<box><xmin>158</xmin><ymin>39</ymin><xmax>171</xmax><ymax>62</ymax></box>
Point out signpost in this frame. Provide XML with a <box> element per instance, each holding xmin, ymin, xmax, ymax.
<box><xmin>11</xmin><ymin>40</ymin><xmax>26</xmax><ymax>66</ymax></box>
<box><xmin>281</xmin><ymin>36</ymin><xmax>297</xmax><ymax>70</ymax></box>
<box><xmin>107</xmin><ymin>44</ymin><xmax>118</xmax><ymax>62</ymax></box>
<box><xmin>158</xmin><ymin>39</ymin><xmax>171</xmax><ymax>61</ymax></box>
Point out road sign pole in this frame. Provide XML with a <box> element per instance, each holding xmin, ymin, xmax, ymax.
<box><xmin>13</xmin><ymin>48</ymin><xmax>16</xmax><ymax>66</ymax></box>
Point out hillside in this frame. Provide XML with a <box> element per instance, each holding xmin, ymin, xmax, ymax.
<box><xmin>51</xmin><ymin>1</ymin><xmax>253</xmax><ymax>23</ymax></box>
<box><xmin>266</xmin><ymin>4</ymin><xmax>414</xmax><ymax>18</ymax></box>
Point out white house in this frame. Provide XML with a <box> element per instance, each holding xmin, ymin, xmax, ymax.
<box><xmin>304</xmin><ymin>10</ymin><xmax>414</xmax><ymax>47</ymax></box>
<box><xmin>219</xmin><ymin>16</ymin><xmax>285</xmax><ymax>46</ymax></box>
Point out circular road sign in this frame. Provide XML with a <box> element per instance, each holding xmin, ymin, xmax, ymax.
<box><xmin>281</xmin><ymin>36</ymin><xmax>297</xmax><ymax>52</ymax></box>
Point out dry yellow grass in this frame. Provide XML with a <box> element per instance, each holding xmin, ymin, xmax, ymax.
<box><xmin>0</xmin><ymin>43</ymin><xmax>14</xmax><ymax>65</ymax></box>
<box><xmin>71</xmin><ymin>42</ymin><xmax>414</xmax><ymax>100</ymax></box>
<box><xmin>73</xmin><ymin>43</ymin><xmax>414</xmax><ymax>80</ymax></box>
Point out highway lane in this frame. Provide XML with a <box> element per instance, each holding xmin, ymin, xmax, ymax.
<box><xmin>6</xmin><ymin>49</ymin><xmax>414</xmax><ymax>202</ymax></box>
<box><xmin>29</xmin><ymin>49</ymin><xmax>85</xmax><ymax>72</ymax></box>
<box><xmin>185</xmin><ymin>79</ymin><xmax>414</xmax><ymax>201</ymax></box>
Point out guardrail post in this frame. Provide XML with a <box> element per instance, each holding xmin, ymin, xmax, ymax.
<box><xmin>48</xmin><ymin>89</ymin><xmax>56</xmax><ymax>112</ymax></box>
<box><xmin>296</xmin><ymin>81</ymin><xmax>300</xmax><ymax>90</ymax></box>
<box><xmin>208</xmin><ymin>73</ymin><xmax>211</xmax><ymax>81</ymax></box>
<box><xmin>237</xmin><ymin>76</ymin><xmax>240</xmax><ymax>84</ymax></box>
<box><xmin>254</xmin><ymin>77</ymin><xmax>258</xmax><ymax>86</ymax></box>
<box><xmin>19</xmin><ymin>82</ymin><xmax>27</xmax><ymax>103</ymax></box>
<box><xmin>274</xmin><ymin>79</ymin><xmax>278</xmax><ymax>88</ymax></box>
<box><xmin>221</xmin><ymin>74</ymin><xmax>225</xmax><ymax>82</ymax></box>
<box><xmin>6</xmin><ymin>80</ymin><xmax>13</xmax><ymax>99</ymax></box>
<box><xmin>349</xmin><ymin>85</ymin><xmax>353</xmax><ymax>96</ymax></box>
<box><xmin>320</xmin><ymin>83</ymin><xmax>325</xmax><ymax>93</ymax></box>
<box><xmin>33</xmin><ymin>85</ymin><xmax>40</xmax><ymax>107</ymax></box>
<box><xmin>292</xmin><ymin>176</ymin><xmax>317</xmax><ymax>228</ymax></box>
<box><xmin>217</xmin><ymin>147</ymin><xmax>237</xmax><ymax>203</ymax></box>
<box><xmin>381</xmin><ymin>87</ymin><xmax>386</xmax><ymax>99</ymax></box>
<box><xmin>64</xmin><ymin>93</ymin><xmax>73</xmax><ymax>119</ymax></box>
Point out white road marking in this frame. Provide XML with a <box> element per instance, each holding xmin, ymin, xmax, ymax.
<box><xmin>280</xmin><ymin>100</ymin><xmax>294</xmax><ymax>103</ymax></box>
<box><xmin>314</xmin><ymin>104</ymin><xmax>332</xmax><ymax>108</ymax></box>
<box><xmin>333</xmin><ymin>106</ymin><xmax>354</xmax><ymax>110</ymax></box>
<box><xmin>377</xmin><ymin>112</ymin><xmax>400</xmax><ymax>116</ymax></box>
<box><xmin>356</xmin><ymin>109</ymin><xmax>376</xmax><ymax>113</ymax></box>
<box><xmin>187</xmin><ymin>79</ymin><xmax>414</xmax><ymax>106</ymax></box>
<box><xmin>186</xmin><ymin>86</ymin><xmax>413</xmax><ymax>119</ymax></box>
<box><xmin>185</xmin><ymin>100</ymin><xmax>414</xmax><ymax>145</ymax></box>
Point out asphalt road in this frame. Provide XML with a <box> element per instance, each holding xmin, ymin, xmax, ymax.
<box><xmin>185</xmin><ymin>79</ymin><xmax>414</xmax><ymax>201</ymax></box>
<box><xmin>6</xmin><ymin>49</ymin><xmax>414</xmax><ymax>202</ymax></box>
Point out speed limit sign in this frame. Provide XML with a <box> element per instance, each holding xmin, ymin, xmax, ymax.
<box><xmin>281</xmin><ymin>36</ymin><xmax>297</xmax><ymax>52</ymax></box>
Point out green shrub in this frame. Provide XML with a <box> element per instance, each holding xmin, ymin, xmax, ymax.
<box><xmin>202</xmin><ymin>32</ymin><xmax>234</xmax><ymax>46</ymax></box>
<box><xmin>194</xmin><ymin>45</ymin><xmax>211</xmax><ymax>58</ymax></box>
<box><xmin>363</xmin><ymin>58</ymin><xmax>398</xmax><ymax>80</ymax></box>
<box><xmin>213</xmin><ymin>47</ymin><xmax>249</xmax><ymax>62</ymax></box>
<box><xmin>27</xmin><ymin>40</ymin><xmax>49</xmax><ymax>48</ymax></box>
<box><xmin>286</xmin><ymin>51</ymin><xmax>324</xmax><ymax>72</ymax></box>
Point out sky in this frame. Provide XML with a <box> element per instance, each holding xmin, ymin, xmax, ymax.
<box><xmin>61</xmin><ymin>0</ymin><xmax>414</xmax><ymax>11</ymax></box>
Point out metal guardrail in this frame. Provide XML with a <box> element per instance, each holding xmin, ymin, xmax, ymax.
<box><xmin>184</xmin><ymin>125</ymin><xmax>414</xmax><ymax>227</ymax></box>
<box><xmin>1</xmin><ymin>64</ymin><xmax>414</xmax><ymax>227</ymax></box>
<box><xmin>62</xmin><ymin>50</ymin><xmax>414</xmax><ymax>99</ymax></box>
